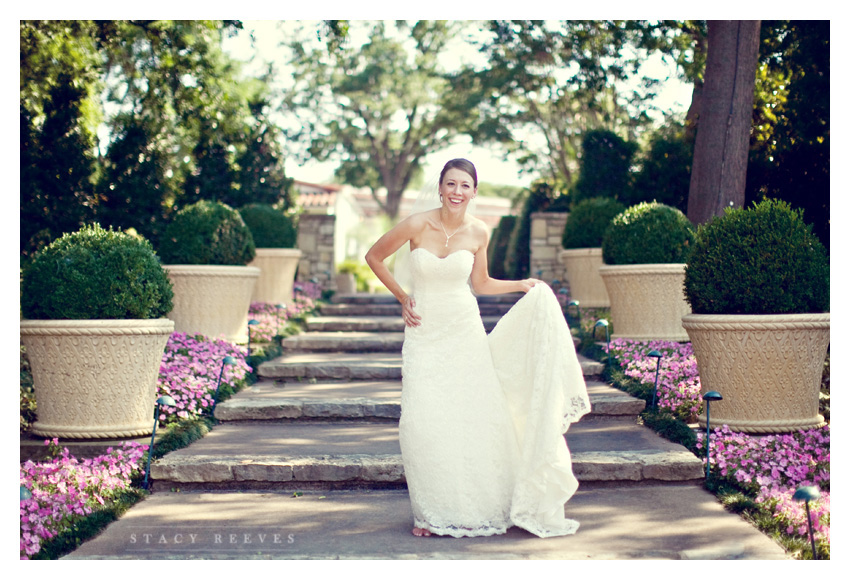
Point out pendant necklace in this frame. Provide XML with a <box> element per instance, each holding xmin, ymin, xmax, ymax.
<box><xmin>439</xmin><ymin>216</ymin><xmax>463</xmax><ymax>248</ymax></box>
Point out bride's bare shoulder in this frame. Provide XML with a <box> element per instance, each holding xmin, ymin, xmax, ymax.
<box><xmin>403</xmin><ymin>209</ymin><xmax>438</xmax><ymax>229</ymax></box>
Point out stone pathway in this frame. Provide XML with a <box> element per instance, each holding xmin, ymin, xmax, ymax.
<box><xmin>63</xmin><ymin>292</ymin><xmax>789</xmax><ymax>560</ymax></box>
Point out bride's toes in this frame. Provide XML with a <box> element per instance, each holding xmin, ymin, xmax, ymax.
<box><xmin>412</xmin><ymin>527</ymin><xmax>431</xmax><ymax>537</ymax></box>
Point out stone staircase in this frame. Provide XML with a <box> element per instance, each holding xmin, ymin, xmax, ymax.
<box><xmin>150</xmin><ymin>292</ymin><xmax>703</xmax><ymax>491</ymax></box>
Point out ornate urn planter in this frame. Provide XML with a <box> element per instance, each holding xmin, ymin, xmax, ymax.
<box><xmin>164</xmin><ymin>265</ymin><xmax>260</xmax><ymax>343</ymax></box>
<box><xmin>20</xmin><ymin>318</ymin><xmax>174</xmax><ymax>439</ymax></box>
<box><xmin>248</xmin><ymin>248</ymin><xmax>302</xmax><ymax>305</ymax></box>
<box><xmin>682</xmin><ymin>313</ymin><xmax>830</xmax><ymax>434</ymax></box>
<box><xmin>558</xmin><ymin>248</ymin><xmax>610</xmax><ymax>308</ymax></box>
<box><xmin>598</xmin><ymin>263</ymin><xmax>691</xmax><ymax>342</ymax></box>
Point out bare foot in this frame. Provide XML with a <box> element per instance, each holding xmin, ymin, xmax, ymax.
<box><xmin>412</xmin><ymin>527</ymin><xmax>432</xmax><ymax>537</ymax></box>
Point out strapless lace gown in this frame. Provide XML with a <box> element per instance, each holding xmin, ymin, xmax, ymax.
<box><xmin>400</xmin><ymin>248</ymin><xmax>591</xmax><ymax>538</ymax></box>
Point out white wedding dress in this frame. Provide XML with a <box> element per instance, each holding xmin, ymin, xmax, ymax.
<box><xmin>399</xmin><ymin>248</ymin><xmax>591</xmax><ymax>538</ymax></box>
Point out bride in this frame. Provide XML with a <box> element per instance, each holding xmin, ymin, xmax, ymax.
<box><xmin>365</xmin><ymin>158</ymin><xmax>590</xmax><ymax>538</ymax></box>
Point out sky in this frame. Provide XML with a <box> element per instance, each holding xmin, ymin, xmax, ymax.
<box><xmin>221</xmin><ymin>20</ymin><xmax>695</xmax><ymax>188</ymax></box>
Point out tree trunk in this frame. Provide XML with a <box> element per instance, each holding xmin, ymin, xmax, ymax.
<box><xmin>687</xmin><ymin>20</ymin><xmax>761</xmax><ymax>225</ymax></box>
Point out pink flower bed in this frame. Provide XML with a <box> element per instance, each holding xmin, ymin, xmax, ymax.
<box><xmin>156</xmin><ymin>333</ymin><xmax>252</xmax><ymax>426</ymax></box>
<box><xmin>607</xmin><ymin>337</ymin><xmax>830</xmax><ymax>549</ymax></box>
<box><xmin>20</xmin><ymin>285</ymin><xmax>323</xmax><ymax>558</ymax></box>
<box><xmin>696</xmin><ymin>424</ymin><xmax>830</xmax><ymax>544</ymax></box>
<box><xmin>247</xmin><ymin>281</ymin><xmax>320</xmax><ymax>343</ymax></box>
<box><xmin>606</xmin><ymin>338</ymin><xmax>701</xmax><ymax>421</ymax></box>
<box><xmin>20</xmin><ymin>440</ymin><xmax>147</xmax><ymax>559</ymax></box>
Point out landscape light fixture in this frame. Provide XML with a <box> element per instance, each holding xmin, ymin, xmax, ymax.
<box><xmin>702</xmin><ymin>391</ymin><xmax>723</xmax><ymax>479</ymax></box>
<box><xmin>211</xmin><ymin>356</ymin><xmax>237</xmax><ymax>416</ymax></box>
<box><xmin>276</xmin><ymin>303</ymin><xmax>286</xmax><ymax>336</ymax></box>
<box><xmin>793</xmin><ymin>486</ymin><xmax>821</xmax><ymax>560</ymax></box>
<box><xmin>247</xmin><ymin>319</ymin><xmax>260</xmax><ymax>353</ymax></box>
<box><xmin>143</xmin><ymin>395</ymin><xmax>177</xmax><ymax>490</ymax></box>
<box><xmin>647</xmin><ymin>350</ymin><xmax>663</xmax><ymax>408</ymax></box>
<box><xmin>568</xmin><ymin>300</ymin><xmax>581</xmax><ymax>328</ymax></box>
<box><xmin>594</xmin><ymin>319</ymin><xmax>610</xmax><ymax>366</ymax></box>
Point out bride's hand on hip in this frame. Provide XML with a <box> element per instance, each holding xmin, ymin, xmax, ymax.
<box><xmin>401</xmin><ymin>295</ymin><xmax>421</xmax><ymax>327</ymax></box>
<box><xmin>519</xmin><ymin>278</ymin><xmax>543</xmax><ymax>293</ymax></box>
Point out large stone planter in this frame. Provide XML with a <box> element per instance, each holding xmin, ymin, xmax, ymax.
<box><xmin>248</xmin><ymin>248</ymin><xmax>302</xmax><ymax>305</ymax></box>
<box><xmin>559</xmin><ymin>248</ymin><xmax>609</xmax><ymax>308</ymax></box>
<box><xmin>164</xmin><ymin>265</ymin><xmax>260</xmax><ymax>343</ymax></box>
<box><xmin>682</xmin><ymin>313</ymin><xmax>830</xmax><ymax>434</ymax></box>
<box><xmin>598</xmin><ymin>263</ymin><xmax>690</xmax><ymax>341</ymax></box>
<box><xmin>20</xmin><ymin>318</ymin><xmax>174</xmax><ymax>439</ymax></box>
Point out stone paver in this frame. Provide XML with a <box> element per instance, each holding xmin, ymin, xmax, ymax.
<box><xmin>59</xmin><ymin>292</ymin><xmax>791</xmax><ymax>560</ymax></box>
<box><xmin>63</xmin><ymin>487</ymin><xmax>788</xmax><ymax>560</ymax></box>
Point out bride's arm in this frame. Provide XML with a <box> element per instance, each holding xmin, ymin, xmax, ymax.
<box><xmin>469</xmin><ymin>226</ymin><xmax>541</xmax><ymax>295</ymax></box>
<box><xmin>365</xmin><ymin>215</ymin><xmax>422</xmax><ymax>327</ymax></box>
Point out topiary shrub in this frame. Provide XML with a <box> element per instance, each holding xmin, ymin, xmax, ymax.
<box><xmin>562</xmin><ymin>197</ymin><xmax>627</xmax><ymax>249</ymax></box>
<box><xmin>21</xmin><ymin>224</ymin><xmax>173</xmax><ymax>320</ymax></box>
<box><xmin>601</xmin><ymin>201</ymin><xmax>695</xmax><ymax>265</ymax></box>
<box><xmin>158</xmin><ymin>200</ymin><xmax>256</xmax><ymax>265</ymax></box>
<box><xmin>683</xmin><ymin>199</ymin><xmax>829</xmax><ymax>315</ymax></box>
<box><xmin>238</xmin><ymin>204</ymin><xmax>298</xmax><ymax>248</ymax></box>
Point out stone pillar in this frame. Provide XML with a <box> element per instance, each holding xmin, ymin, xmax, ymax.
<box><xmin>529</xmin><ymin>212</ymin><xmax>568</xmax><ymax>290</ymax></box>
<box><xmin>296</xmin><ymin>214</ymin><xmax>336</xmax><ymax>291</ymax></box>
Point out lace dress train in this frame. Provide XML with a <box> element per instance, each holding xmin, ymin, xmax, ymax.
<box><xmin>400</xmin><ymin>248</ymin><xmax>590</xmax><ymax>538</ymax></box>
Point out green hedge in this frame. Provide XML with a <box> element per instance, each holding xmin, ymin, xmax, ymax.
<box><xmin>601</xmin><ymin>201</ymin><xmax>695</xmax><ymax>265</ymax></box>
<box><xmin>562</xmin><ymin>197</ymin><xmax>626</xmax><ymax>249</ymax></box>
<box><xmin>158</xmin><ymin>200</ymin><xmax>256</xmax><ymax>265</ymax></box>
<box><xmin>21</xmin><ymin>224</ymin><xmax>173</xmax><ymax>320</ymax></box>
<box><xmin>238</xmin><ymin>204</ymin><xmax>297</xmax><ymax>248</ymax></box>
<box><xmin>684</xmin><ymin>199</ymin><xmax>829</xmax><ymax>314</ymax></box>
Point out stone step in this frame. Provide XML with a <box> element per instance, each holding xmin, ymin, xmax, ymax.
<box><xmin>213</xmin><ymin>379</ymin><xmax>645</xmax><ymax>422</ymax></box>
<box><xmin>282</xmin><ymin>331</ymin><xmax>405</xmax><ymax>353</ymax></box>
<box><xmin>331</xmin><ymin>292</ymin><xmax>523</xmax><ymax>305</ymax></box>
<box><xmin>305</xmin><ymin>315</ymin><xmax>505</xmax><ymax>333</ymax></box>
<box><xmin>150</xmin><ymin>419</ymin><xmax>702</xmax><ymax>490</ymax></box>
<box><xmin>320</xmin><ymin>302</ymin><xmax>517</xmax><ymax>317</ymax></box>
<box><xmin>257</xmin><ymin>352</ymin><xmax>604</xmax><ymax>381</ymax></box>
<box><xmin>63</xmin><ymin>486</ymin><xmax>789</xmax><ymax>560</ymax></box>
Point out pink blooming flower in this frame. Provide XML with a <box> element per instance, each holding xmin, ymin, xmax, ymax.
<box><xmin>20</xmin><ymin>441</ymin><xmax>147</xmax><ymax>559</ymax></box>
<box><xmin>608</xmin><ymin>338</ymin><xmax>830</xmax><ymax>550</ymax></box>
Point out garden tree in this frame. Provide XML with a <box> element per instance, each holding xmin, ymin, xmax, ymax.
<box><xmin>282</xmin><ymin>20</ymin><xmax>491</xmax><ymax>219</ymax></box>
<box><xmin>97</xmin><ymin>21</ymin><xmax>249</xmax><ymax>209</ymax></box>
<box><xmin>20</xmin><ymin>21</ymin><xmax>103</xmax><ymax>137</ymax></box>
<box><xmin>20</xmin><ymin>74</ymin><xmax>99</xmax><ymax>259</ymax></box>
<box><xmin>234</xmin><ymin>94</ymin><xmax>295</xmax><ymax>210</ymax></box>
<box><xmin>21</xmin><ymin>20</ymin><xmax>298</xmax><ymax>252</ymax></box>
<box><xmin>632</xmin><ymin>21</ymin><xmax>708</xmax><ymax>141</ymax></box>
<box><xmin>687</xmin><ymin>20</ymin><xmax>761</xmax><ymax>225</ymax></box>
<box><xmin>630</xmin><ymin>121</ymin><xmax>694</xmax><ymax>213</ymax></box>
<box><xmin>182</xmin><ymin>119</ymin><xmax>241</xmax><ymax>205</ymax></box>
<box><xmin>20</xmin><ymin>21</ymin><xmax>103</xmax><ymax>258</ymax></box>
<box><xmin>746</xmin><ymin>21</ymin><xmax>829</xmax><ymax>251</ymax></box>
<box><xmin>476</xmin><ymin>20</ymin><xmax>668</xmax><ymax>188</ymax></box>
<box><xmin>98</xmin><ymin>115</ymin><xmax>176</xmax><ymax>242</ymax></box>
<box><xmin>570</xmin><ymin>130</ymin><xmax>638</xmax><ymax>205</ymax></box>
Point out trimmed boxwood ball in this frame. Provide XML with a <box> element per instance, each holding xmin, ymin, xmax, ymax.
<box><xmin>158</xmin><ymin>200</ymin><xmax>256</xmax><ymax>265</ymax></box>
<box><xmin>683</xmin><ymin>199</ymin><xmax>829</xmax><ymax>315</ymax></box>
<box><xmin>602</xmin><ymin>201</ymin><xmax>695</xmax><ymax>265</ymax></box>
<box><xmin>21</xmin><ymin>224</ymin><xmax>173</xmax><ymax>320</ymax></box>
<box><xmin>238</xmin><ymin>204</ymin><xmax>297</xmax><ymax>248</ymax></box>
<box><xmin>562</xmin><ymin>197</ymin><xmax>626</xmax><ymax>249</ymax></box>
